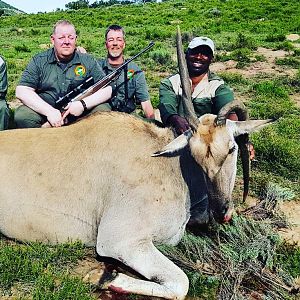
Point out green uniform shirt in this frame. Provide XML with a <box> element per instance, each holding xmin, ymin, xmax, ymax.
<box><xmin>98</xmin><ymin>58</ymin><xmax>149</xmax><ymax>113</ymax></box>
<box><xmin>19</xmin><ymin>48</ymin><xmax>105</xmax><ymax>107</ymax></box>
<box><xmin>0</xmin><ymin>56</ymin><xmax>7</xmax><ymax>101</ymax></box>
<box><xmin>158</xmin><ymin>71</ymin><xmax>234</xmax><ymax>124</ymax></box>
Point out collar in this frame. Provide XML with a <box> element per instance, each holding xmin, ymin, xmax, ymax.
<box><xmin>192</xmin><ymin>73</ymin><xmax>209</xmax><ymax>98</ymax></box>
<box><xmin>48</xmin><ymin>48</ymin><xmax>81</xmax><ymax>65</ymax></box>
<box><xmin>103</xmin><ymin>57</ymin><xmax>126</xmax><ymax>71</ymax></box>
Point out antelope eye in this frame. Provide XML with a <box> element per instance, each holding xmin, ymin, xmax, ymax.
<box><xmin>228</xmin><ymin>145</ymin><xmax>236</xmax><ymax>154</ymax></box>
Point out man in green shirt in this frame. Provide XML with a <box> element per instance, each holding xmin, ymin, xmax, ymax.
<box><xmin>159</xmin><ymin>36</ymin><xmax>238</xmax><ymax>135</ymax></box>
<box><xmin>97</xmin><ymin>25</ymin><xmax>154</xmax><ymax>119</ymax></box>
<box><xmin>159</xmin><ymin>36</ymin><xmax>238</xmax><ymax>226</ymax></box>
<box><xmin>15</xmin><ymin>20</ymin><xmax>112</xmax><ymax>128</ymax></box>
<box><xmin>0</xmin><ymin>56</ymin><xmax>10</xmax><ymax>130</ymax></box>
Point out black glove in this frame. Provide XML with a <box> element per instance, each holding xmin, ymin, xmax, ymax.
<box><xmin>167</xmin><ymin>114</ymin><xmax>190</xmax><ymax>135</ymax></box>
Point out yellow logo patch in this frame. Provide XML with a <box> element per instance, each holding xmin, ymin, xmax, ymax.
<box><xmin>74</xmin><ymin>65</ymin><xmax>86</xmax><ymax>76</ymax></box>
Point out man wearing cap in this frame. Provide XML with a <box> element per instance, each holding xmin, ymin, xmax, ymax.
<box><xmin>159</xmin><ymin>36</ymin><xmax>237</xmax><ymax>135</ymax></box>
<box><xmin>158</xmin><ymin>36</ymin><xmax>238</xmax><ymax>226</ymax></box>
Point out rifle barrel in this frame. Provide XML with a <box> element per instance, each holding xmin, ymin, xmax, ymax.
<box><xmin>55</xmin><ymin>41</ymin><xmax>155</xmax><ymax>109</ymax></box>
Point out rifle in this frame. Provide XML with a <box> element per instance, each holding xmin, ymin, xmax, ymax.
<box><xmin>55</xmin><ymin>41</ymin><xmax>155</xmax><ymax>110</ymax></box>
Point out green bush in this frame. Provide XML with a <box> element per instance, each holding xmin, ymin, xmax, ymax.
<box><xmin>14</xmin><ymin>44</ymin><xmax>31</xmax><ymax>53</ymax></box>
<box><xmin>277</xmin><ymin>242</ymin><xmax>300</xmax><ymax>278</ymax></box>
<box><xmin>275</xmin><ymin>57</ymin><xmax>300</xmax><ymax>68</ymax></box>
<box><xmin>265</xmin><ymin>33</ymin><xmax>286</xmax><ymax>42</ymax></box>
<box><xmin>234</xmin><ymin>32</ymin><xmax>257</xmax><ymax>50</ymax></box>
<box><xmin>150</xmin><ymin>48</ymin><xmax>173</xmax><ymax>65</ymax></box>
<box><xmin>275</xmin><ymin>41</ymin><xmax>294</xmax><ymax>52</ymax></box>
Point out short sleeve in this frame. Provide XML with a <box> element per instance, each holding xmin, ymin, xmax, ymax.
<box><xmin>18</xmin><ymin>58</ymin><xmax>40</xmax><ymax>89</ymax></box>
<box><xmin>212</xmin><ymin>84</ymin><xmax>234</xmax><ymax>114</ymax></box>
<box><xmin>134</xmin><ymin>69</ymin><xmax>149</xmax><ymax>102</ymax></box>
<box><xmin>158</xmin><ymin>78</ymin><xmax>179</xmax><ymax>125</ymax></box>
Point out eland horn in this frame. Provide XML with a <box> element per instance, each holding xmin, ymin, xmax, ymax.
<box><xmin>216</xmin><ymin>99</ymin><xmax>250</xmax><ymax>202</ymax></box>
<box><xmin>176</xmin><ymin>26</ymin><xmax>199</xmax><ymax>131</ymax></box>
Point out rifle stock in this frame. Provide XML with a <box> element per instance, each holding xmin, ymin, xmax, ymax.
<box><xmin>55</xmin><ymin>41</ymin><xmax>155</xmax><ymax>110</ymax></box>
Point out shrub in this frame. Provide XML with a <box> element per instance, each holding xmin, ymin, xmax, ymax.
<box><xmin>150</xmin><ymin>48</ymin><xmax>172</xmax><ymax>65</ymax></box>
<box><xmin>275</xmin><ymin>41</ymin><xmax>294</xmax><ymax>52</ymax></box>
<box><xmin>234</xmin><ymin>32</ymin><xmax>257</xmax><ymax>50</ymax></box>
<box><xmin>14</xmin><ymin>44</ymin><xmax>31</xmax><ymax>53</ymax></box>
<box><xmin>231</xmin><ymin>48</ymin><xmax>252</xmax><ymax>68</ymax></box>
<box><xmin>265</xmin><ymin>33</ymin><xmax>286</xmax><ymax>42</ymax></box>
<box><xmin>218</xmin><ymin>72</ymin><xmax>249</xmax><ymax>87</ymax></box>
<box><xmin>275</xmin><ymin>57</ymin><xmax>300</xmax><ymax>68</ymax></box>
<box><xmin>29</xmin><ymin>28</ymin><xmax>40</xmax><ymax>36</ymax></box>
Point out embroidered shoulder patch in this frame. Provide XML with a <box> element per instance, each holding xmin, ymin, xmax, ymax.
<box><xmin>74</xmin><ymin>65</ymin><xmax>86</xmax><ymax>76</ymax></box>
<box><xmin>127</xmin><ymin>69</ymin><xmax>135</xmax><ymax>80</ymax></box>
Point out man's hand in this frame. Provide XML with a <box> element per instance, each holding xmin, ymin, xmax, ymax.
<box><xmin>247</xmin><ymin>141</ymin><xmax>256</xmax><ymax>161</ymax></box>
<box><xmin>45</xmin><ymin>108</ymin><xmax>64</xmax><ymax>127</ymax></box>
<box><xmin>168</xmin><ymin>114</ymin><xmax>190</xmax><ymax>135</ymax></box>
<box><xmin>62</xmin><ymin>101</ymin><xmax>85</xmax><ymax>121</ymax></box>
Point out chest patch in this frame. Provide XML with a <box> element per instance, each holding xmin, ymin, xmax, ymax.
<box><xmin>74</xmin><ymin>65</ymin><xmax>86</xmax><ymax>76</ymax></box>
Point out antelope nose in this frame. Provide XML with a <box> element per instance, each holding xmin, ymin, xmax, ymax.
<box><xmin>223</xmin><ymin>207</ymin><xmax>234</xmax><ymax>223</ymax></box>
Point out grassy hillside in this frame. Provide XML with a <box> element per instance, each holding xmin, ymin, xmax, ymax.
<box><xmin>0</xmin><ymin>0</ymin><xmax>299</xmax><ymax>298</ymax></box>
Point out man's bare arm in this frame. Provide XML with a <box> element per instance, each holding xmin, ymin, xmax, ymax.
<box><xmin>141</xmin><ymin>100</ymin><xmax>154</xmax><ymax>119</ymax></box>
<box><xmin>16</xmin><ymin>85</ymin><xmax>63</xmax><ymax>127</ymax></box>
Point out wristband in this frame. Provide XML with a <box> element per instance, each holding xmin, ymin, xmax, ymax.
<box><xmin>80</xmin><ymin>99</ymin><xmax>87</xmax><ymax>112</ymax></box>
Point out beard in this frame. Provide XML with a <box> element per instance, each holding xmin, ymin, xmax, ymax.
<box><xmin>108</xmin><ymin>48</ymin><xmax>123</xmax><ymax>59</ymax></box>
<box><xmin>187</xmin><ymin>59</ymin><xmax>210</xmax><ymax>77</ymax></box>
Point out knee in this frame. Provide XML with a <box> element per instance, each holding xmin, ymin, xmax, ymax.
<box><xmin>14</xmin><ymin>107</ymin><xmax>25</xmax><ymax>128</ymax></box>
<box><xmin>14</xmin><ymin>105</ymin><xmax>42</xmax><ymax>128</ymax></box>
<box><xmin>0</xmin><ymin>101</ymin><xmax>10</xmax><ymax>130</ymax></box>
<box><xmin>168</xmin><ymin>271</ymin><xmax>189</xmax><ymax>300</ymax></box>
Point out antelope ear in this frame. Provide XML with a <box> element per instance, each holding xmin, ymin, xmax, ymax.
<box><xmin>152</xmin><ymin>129</ymin><xmax>193</xmax><ymax>157</ymax></box>
<box><xmin>232</xmin><ymin>119</ymin><xmax>275</xmax><ymax>136</ymax></box>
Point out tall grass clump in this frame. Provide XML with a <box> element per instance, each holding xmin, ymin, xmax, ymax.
<box><xmin>160</xmin><ymin>216</ymin><xmax>297</xmax><ymax>299</ymax></box>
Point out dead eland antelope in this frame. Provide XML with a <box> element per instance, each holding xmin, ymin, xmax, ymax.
<box><xmin>0</xmin><ymin>29</ymin><xmax>274</xmax><ymax>299</ymax></box>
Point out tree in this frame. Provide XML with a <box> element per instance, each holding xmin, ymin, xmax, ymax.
<box><xmin>65</xmin><ymin>0</ymin><xmax>89</xmax><ymax>10</ymax></box>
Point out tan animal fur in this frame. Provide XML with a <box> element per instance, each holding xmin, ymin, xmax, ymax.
<box><xmin>0</xmin><ymin>111</ymin><xmax>273</xmax><ymax>299</ymax></box>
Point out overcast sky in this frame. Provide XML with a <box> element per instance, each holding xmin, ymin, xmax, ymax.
<box><xmin>3</xmin><ymin>0</ymin><xmax>94</xmax><ymax>14</ymax></box>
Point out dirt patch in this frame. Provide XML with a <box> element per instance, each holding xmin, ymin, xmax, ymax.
<box><xmin>286</xmin><ymin>34</ymin><xmax>300</xmax><ymax>42</ymax></box>
<box><xmin>278</xmin><ymin>200</ymin><xmax>300</xmax><ymax>245</ymax></box>
<box><xmin>242</xmin><ymin>195</ymin><xmax>300</xmax><ymax>245</ymax></box>
<box><xmin>290</xmin><ymin>94</ymin><xmax>300</xmax><ymax>108</ymax></box>
<box><xmin>211</xmin><ymin>47</ymin><xmax>298</xmax><ymax>78</ymax></box>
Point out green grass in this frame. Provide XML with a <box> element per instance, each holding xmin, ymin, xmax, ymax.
<box><xmin>0</xmin><ymin>239</ymin><xmax>95</xmax><ymax>299</ymax></box>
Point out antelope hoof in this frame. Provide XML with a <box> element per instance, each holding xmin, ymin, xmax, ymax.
<box><xmin>83</xmin><ymin>268</ymin><xmax>117</xmax><ymax>289</ymax></box>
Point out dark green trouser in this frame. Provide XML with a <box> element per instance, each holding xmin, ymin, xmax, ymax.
<box><xmin>14</xmin><ymin>103</ymin><xmax>113</xmax><ymax>128</ymax></box>
<box><xmin>88</xmin><ymin>102</ymin><xmax>112</xmax><ymax>114</ymax></box>
<box><xmin>14</xmin><ymin>105</ymin><xmax>47</xmax><ymax>128</ymax></box>
<box><xmin>14</xmin><ymin>102</ymin><xmax>155</xmax><ymax>128</ymax></box>
<box><xmin>0</xmin><ymin>100</ymin><xmax>10</xmax><ymax>130</ymax></box>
